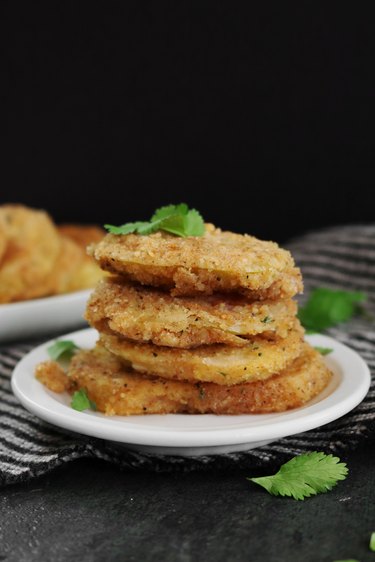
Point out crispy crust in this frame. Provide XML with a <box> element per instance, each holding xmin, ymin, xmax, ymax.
<box><xmin>89</xmin><ymin>225</ymin><xmax>303</xmax><ymax>298</ymax></box>
<box><xmin>86</xmin><ymin>277</ymin><xmax>298</xmax><ymax>348</ymax></box>
<box><xmin>99</xmin><ymin>320</ymin><xmax>305</xmax><ymax>385</ymax></box>
<box><xmin>0</xmin><ymin>205</ymin><xmax>61</xmax><ymax>303</ymax></box>
<box><xmin>40</xmin><ymin>343</ymin><xmax>332</xmax><ymax>415</ymax></box>
<box><xmin>35</xmin><ymin>360</ymin><xmax>71</xmax><ymax>393</ymax></box>
<box><xmin>0</xmin><ymin>207</ymin><xmax>107</xmax><ymax>303</ymax></box>
<box><xmin>41</xmin><ymin>236</ymin><xmax>84</xmax><ymax>295</ymax></box>
<box><xmin>63</xmin><ymin>258</ymin><xmax>107</xmax><ymax>292</ymax></box>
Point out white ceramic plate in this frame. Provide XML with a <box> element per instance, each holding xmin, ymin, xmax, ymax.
<box><xmin>11</xmin><ymin>328</ymin><xmax>371</xmax><ymax>456</ymax></box>
<box><xmin>0</xmin><ymin>290</ymin><xmax>92</xmax><ymax>342</ymax></box>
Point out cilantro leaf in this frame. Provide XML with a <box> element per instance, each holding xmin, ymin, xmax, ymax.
<box><xmin>182</xmin><ymin>208</ymin><xmax>205</xmax><ymax>236</ymax></box>
<box><xmin>298</xmin><ymin>288</ymin><xmax>366</xmax><ymax>333</ymax></box>
<box><xmin>157</xmin><ymin>213</ymin><xmax>188</xmax><ymax>237</ymax></box>
<box><xmin>150</xmin><ymin>203</ymin><xmax>189</xmax><ymax>222</ymax></box>
<box><xmin>104</xmin><ymin>221</ymin><xmax>153</xmax><ymax>235</ymax></box>
<box><xmin>248</xmin><ymin>452</ymin><xmax>348</xmax><ymax>500</ymax></box>
<box><xmin>314</xmin><ymin>346</ymin><xmax>333</xmax><ymax>356</ymax></box>
<box><xmin>71</xmin><ymin>388</ymin><xmax>97</xmax><ymax>412</ymax></box>
<box><xmin>104</xmin><ymin>203</ymin><xmax>205</xmax><ymax>237</ymax></box>
<box><xmin>47</xmin><ymin>340</ymin><xmax>80</xmax><ymax>361</ymax></box>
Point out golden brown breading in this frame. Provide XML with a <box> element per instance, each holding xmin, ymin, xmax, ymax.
<box><xmin>252</xmin><ymin>268</ymin><xmax>303</xmax><ymax>301</ymax></box>
<box><xmin>63</xmin><ymin>258</ymin><xmax>106</xmax><ymax>292</ymax></box>
<box><xmin>0</xmin><ymin>207</ymin><xmax>107</xmax><ymax>303</ymax></box>
<box><xmin>57</xmin><ymin>225</ymin><xmax>106</xmax><ymax>292</ymax></box>
<box><xmin>35</xmin><ymin>360</ymin><xmax>72</xmax><ymax>393</ymax></box>
<box><xmin>89</xmin><ymin>224</ymin><xmax>303</xmax><ymax>298</ymax></box>
<box><xmin>86</xmin><ymin>277</ymin><xmax>298</xmax><ymax>348</ymax></box>
<box><xmin>0</xmin><ymin>205</ymin><xmax>61</xmax><ymax>303</ymax></box>
<box><xmin>38</xmin><ymin>343</ymin><xmax>331</xmax><ymax>415</ymax></box>
<box><xmin>41</xmin><ymin>236</ymin><xmax>83</xmax><ymax>295</ymax></box>
<box><xmin>99</xmin><ymin>319</ymin><xmax>305</xmax><ymax>385</ymax></box>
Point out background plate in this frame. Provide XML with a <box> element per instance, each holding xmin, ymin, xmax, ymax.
<box><xmin>0</xmin><ymin>290</ymin><xmax>91</xmax><ymax>342</ymax></box>
<box><xmin>11</xmin><ymin>329</ymin><xmax>371</xmax><ymax>456</ymax></box>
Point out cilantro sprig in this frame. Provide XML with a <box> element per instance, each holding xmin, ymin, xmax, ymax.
<box><xmin>314</xmin><ymin>346</ymin><xmax>333</xmax><ymax>356</ymax></box>
<box><xmin>71</xmin><ymin>388</ymin><xmax>97</xmax><ymax>412</ymax></box>
<box><xmin>248</xmin><ymin>452</ymin><xmax>348</xmax><ymax>500</ymax></box>
<box><xmin>104</xmin><ymin>203</ymin><xmax>205</xmax><ymax>238</ymax></box>
<box><xmin>298</xmin><ymin>288</ymin><xmax>366</xmax><ymax>333</ymax></box>
<box><xmin>47</xmin><ymin>340</ymin><xmax>80</xmax><ymax>362</ymax></box>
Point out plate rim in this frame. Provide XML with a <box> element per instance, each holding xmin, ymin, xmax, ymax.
<box><xmin>0</xmin><ymin>289</ymin><xmax>92</xmax><ymax>343</ymax></box>
<box><xmin>0</xmin><ymin>288</ymin><xmax>92</xmax><ymax>312</ymax></box>
<box><xmin>11</xmin><ymin>328</ymin><xmax>371</xmax><ymax>449</ymax></box>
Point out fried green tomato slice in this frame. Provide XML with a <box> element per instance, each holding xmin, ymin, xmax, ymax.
<box><xmin>89</xmin><ymin>224</ymin><xmax>303</xmax><ymax>298</ymax></box>
<box><xmin>99</xmin><ymin>320</ymin><xmax>305</xmax><ymax>385</ymax></box>
<box><xmin>86</xmin><ymin>277</ymin><xmax>298</xmax><ymax>348</ymax></box>
<box><xmin>32</xmin><ymin>236</ymin><xmax>83</xmax><ymax>296</ymax></box>
<box><xmin>0</xmin><ymin>204</ymin><xmax>61</xmax><ymax>303</ymax></box>
<box><xmin>57</xmin><ymin>224</ymin><xmax>107</xmax><ymax>291</ymax></box>
<box><xmin>36</xmin><ymin>343</ymin><xmax>332</xmax><ymax>415</ymax></box>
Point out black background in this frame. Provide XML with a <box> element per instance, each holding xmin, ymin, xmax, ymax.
<box><xmin>5</xmin><ymin>3</ymin><xmax>375</xmax><ymax>243</ymax></box>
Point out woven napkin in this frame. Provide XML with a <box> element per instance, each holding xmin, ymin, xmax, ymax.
<box><xmin>1</xmin><ymin>224</ymin><xmax>375</xmax><ymax>486</ymax></box>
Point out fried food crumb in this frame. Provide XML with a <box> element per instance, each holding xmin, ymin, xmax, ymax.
<box><xmin>35</xmin><ymin>360</ymin><xmax>71</xmax><ymax>393</ymax></box>
<box><xmin>89</xmin><ymin>226</ymin><xmax>303</xmax><ymax>298</ymax></box>
<box><xmin>85</xmin><ymin>277</ymin><xmax>298</xmax><ymax>348</ymax></box>
<box><xmin>99</xmin><ymin>319</ymin><xmax>305</xmax><ymax>385</ymax></box>
<box><xmin>57</xmin><ymin>343</ymin><xmax>332</xmax><ymax>415</ymax></box>
<box><xmin>0</xmin><ymin>204</ymin><xmax>106</xmax><ymax>303</ymax></box>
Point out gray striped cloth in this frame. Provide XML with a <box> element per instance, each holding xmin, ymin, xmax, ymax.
<box><xmin>1</xmin><ymin>224</ymin><xmax>375</xmax><ymax>486</ymax></box>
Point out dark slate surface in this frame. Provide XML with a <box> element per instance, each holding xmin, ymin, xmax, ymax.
<box><xmin>1</xmin><ymin>437</ymin><xmax>375</xmax><ymax>562</ymax></box>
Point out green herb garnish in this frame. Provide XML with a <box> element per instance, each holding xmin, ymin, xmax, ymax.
<box><xmin>104</xmin><ymin>203</ymin><xmax>205</xmax><ymax>238</ymax></box>
<box><xmin>314</xmin><ymin>346</ymin><xmax>333</xmax><ymax>356</ymax></box>
<box><xmin>248</xmin><ymin>452</ymin><xmax>348</xmax><ymax>500</ymax></box>
<box><xmin>71</xmin><ymin>388</ymin><xmax>97</xmax><ymax>412</ymax></box>
<box><xmin>47</xmin><ymin>340</ymin><xmax>80</xmax><ymax>362</ymax></box>
<box><xmin>298</xmin><ymin>288</ymin><xmax>366</xmax><ymax>333</ymax></box>
<box><xmin>198</xmin><ymin>386</ymin><xmax>206</xmax><ymax>400</ymax></box>
<box><xmin>261</xmin><ymin>316</ymin><xmax>273</xmax><ymax>324</ymax></box>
